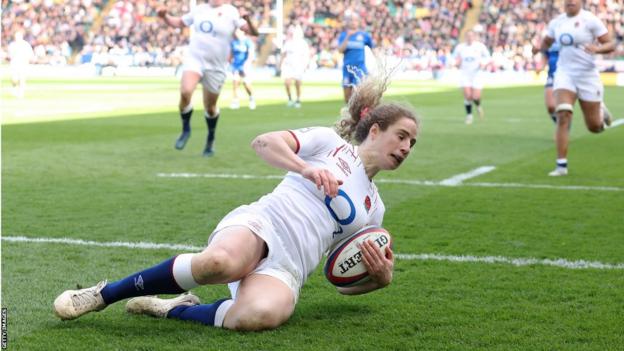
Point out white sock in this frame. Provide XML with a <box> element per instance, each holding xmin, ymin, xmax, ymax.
<box><xmin>214</xmin><ymin>299</ymin><xmax>234</xmax><ymax>327</ymax></box>
<box><xmin>182</xmin><ymin>103</ymin><xmax>193</xmax><ymax>114</ymax></box>
<box><xmin>172</xmin><ymin>253</ymin><xmax>200</xmax><ymax>290</ymax></box>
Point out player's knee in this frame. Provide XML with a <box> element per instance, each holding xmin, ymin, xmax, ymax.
<box><xmin>587</xmin><ymin>123</ymin><xmax>603</xmax><ymax>133</ymax></box>
<box><xmin>555</xmin><ymin>103</ymin><xmax>573</xmax><ymax>114</ymax></box>
<box><xmin>192</xmin><ymin>248</ymin><xmax>235</xmax><ymax>283</ymax></box>
<box><xmin>231</xmin><ymin>301</ymin><xmax>287</xmax><ymax>331</ymax></box>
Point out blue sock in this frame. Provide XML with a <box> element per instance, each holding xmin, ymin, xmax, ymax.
<box><xmin>167</xmin><ymin>298</ymin><xmax>230</xmax><ymax>326</ymax></box>
<box><xmin>181</xmin><ymin>109</ymin><xmax>193</xmax><ymax>132</ymax></box>
<box><xmin>100</xmin><ymin>256</ymin><xmax>186</xmax><ymax>305</ymax></box>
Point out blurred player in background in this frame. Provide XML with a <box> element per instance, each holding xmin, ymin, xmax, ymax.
<box><xmin>542</xmin><ymin>42</ymin><xmax>561</xmax><ymax>126</ymax></box>
<box><xmin>452</xmin><ymin>30</ymin><xmax>490</xmax><ymax>125</ymax></box>
<box><xmin>280</xmin><ymin>25</ymin><xmax>309</xmax><ymax>108</ymax></box>
<box><xmin>53</xmin><ymin>73</ymin><xmax>419</xmax><ymax>331</ymax></box>
<box><xmin>158</xmin><ymin>0</ymin><xmax>258</xmax><ymax>157</ymax></box>
<box><xmin>537</xmin><ymin>0</ymin><xmax>615</xmax><ymax>176</ymax></box>
<box><xmin>8</xmin><ymin>30</ymin><xmax>34</xmax><ymax>98</ymax></box>
<box><xmin>230</xmin><ymin>28</ymin><xmax>256</xmax><ymax>110</ymax></box>
<box><xmin>338</xmin><ymin>15</ymin><xmax>374</xmax><ymax>103</ymax></box>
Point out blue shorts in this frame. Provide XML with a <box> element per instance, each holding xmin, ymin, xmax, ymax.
<box><xmin>342</xmin><ymin>65</ymin><xmax>368</xmax><ymax>87</ymax></box>
<box><xmin>545</xmin><ymin>74</ymin><xmax>554</xmax><ymax>88</ymax></box>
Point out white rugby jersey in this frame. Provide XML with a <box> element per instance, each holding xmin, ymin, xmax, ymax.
<box><xmin>547</xmin><ymin>10</ymin><xmax>608</xmax><ymax>72</ymax></box>
<box><xmin>8</xmin><ymin>39</ymin><xmax>33</xmax><ymax>65</ymax></box>
<box><xmin>249</xmin><ymin>127</ymin><xmax>385</xmax><ymax>279</ymax></box>
<box><xmin>453</xmin><ymin>41</ymin><xmax>490</xmax><ymax>73</ymax></box>
<box><xmin>282</xmin><ymin>38</ymin><xmax>310</xmax><ymax>67</ymax></box>
<box><xmin>182</xmin><ymin>3</ymin><xmax>246</xmax><ymax>72</ymax></box>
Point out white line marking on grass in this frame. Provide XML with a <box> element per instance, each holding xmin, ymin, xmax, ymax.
<box><xmin>2</xmin><ymin>235</ymin><xmax>203</xmax><ymax>252</ymax></box>
<box><xmin>611</xmin><ymin>118</ymin><xmax>624</xmax><ymax>128</ymax></box>
<box><xmin>438</xmin><ymin>166</ymin><xmax>496</xmax><ymax>186</ymax></box>
<box><xmin>156</xmin><ymin>173</ymin><xmax>623</xmax><ymax>192</ymax></box>
<box><xmin>3</xmin><ymin>236</ymin><xmax>624</xmax><ymax>270</ymax></box>
<box><xmin>395</xmin><ymin>253</ymin><xmax>624</xmax><ymax>270</ymax></box>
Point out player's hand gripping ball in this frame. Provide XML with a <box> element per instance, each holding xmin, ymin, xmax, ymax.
<box><xmin>324</xmin><ymin>226</ymin><xmax>392</xmax><ymax>287</ymax></box>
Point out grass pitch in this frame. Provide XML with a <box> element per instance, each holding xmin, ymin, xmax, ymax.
<box><xmin>2</xmin><ymin>76</ymin><xmax>623</xmax><ymax>350</ymax></box>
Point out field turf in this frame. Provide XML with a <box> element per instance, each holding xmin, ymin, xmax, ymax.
<box><xmin>2</xmin><ymin>76</ymin><xmax>623</xmax><ymax>350</ymax></box>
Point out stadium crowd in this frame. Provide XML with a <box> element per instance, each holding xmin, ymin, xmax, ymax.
<box><xmin>1</xmin><ymin>0</ymin><xmax>623</xmax><ymax>72</ymax></box>
<box><xmin>283</xmin><ymin>0</ymin><xmax>470</xmax><ymax>71</ymax></box>
<box><xmin>478</xmin><ymin>0</ymin><xmax>624</xmax><ymax>72</ymax></box>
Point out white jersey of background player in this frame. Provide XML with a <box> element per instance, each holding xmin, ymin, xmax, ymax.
<box><xmin>280</xmin><ymin>25</ymin><xmax>310</xmax><ymax>107</ymax></box>
<box><xmin>540</xmin><ymin>0</ymin><xmax>615</xmax><ymax>177</ymax></box>
<box><xmin>452</xmin><ymin>30</ymin><xmax>490</xmax><ymax>124</ymax></box>
<box><xmin>8</xmin><ymin>31</ymin><xmax>34</xmax><ymax>98</ymax></box>
<box><xmin>182</xmin><ymin>2</ymin><xmax>246</xmax><ymax>74</ymax></box>
<box><xmin>547</xmin><ymin>9</ymin><xmax>607</xmax><ymax>74</ymax></box>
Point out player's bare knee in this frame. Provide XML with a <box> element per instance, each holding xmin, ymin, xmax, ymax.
<box><xmin>587</xmin><ymin>123</ymin><xmax>603</xmax><ymax>133</ymax></box>
<box><xmin>191</xmin><ymin>248</ymin><xmax>234</xmax><ymax>283</ymax></box>
<box><xmin>231</xmin><ymin>302</ymin><xmax>286</xmax><ymax>331</ymax></box>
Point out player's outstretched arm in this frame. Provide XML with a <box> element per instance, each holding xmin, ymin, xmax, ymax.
<box><xmin>336</xmin><ymin>241</ymin><xmax>394</xmax><ymax>295</ymax></box>
<box><xmin>239</xmin><ymin>8</ymin><xmax>259</xmax><ymax>36</ymax></box>
<box><xmin>157</xmin><ymin>7</ymin><xmax>185</xmax><ymax>28</ymax></box>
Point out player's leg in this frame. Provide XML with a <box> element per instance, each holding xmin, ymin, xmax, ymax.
<box><xmin>343</xmin><ymin>67</ymin><xmax>354</xmax><ymax>103</ymax></box>
<box><xmin>343</xmin><ymin>86</ymin><xmax>353</xmax><ymax>104</ymax></box>
<box><xmin>550</xmin><ymin>88</ymin><xmax>577</xmax><ymax>176</ymax></box>
<box><xmin>294</xmin><ymin>79</ymin><xmax>302</xmax><ymax>108</ymax></box>
<box><xmin>577</xmin><ymin>74</ymin><xmax>610</xmax><ymax>131</ymax></box>
<box><xmin>472</xmin><ymin>87</ymin><xmax>483</xmax><ymax>119</ymax></box>
<box><xmin>126</xmin><ymin>265</ymin><xmax>294</xmax><ymax>330</ymax></box>
<box><xmin>175</xmin><ymin>71</ymin><xmax>202</xmax><ymax>150</ymax></box>
<box><xmin>241</xmin><ymin>71</ymin><xmax>255</xmax><ymax>110</ymax></box>
<box><xmin>53</xmin><ymin>226</ymin><xmax>266</xmax><ymax>321</ymax></box>
<box><xmin>231</xmin><ymin>71</ymin><xmax>240</xmax><ymax>109</ymax></box>
<box><xmin>201</xmin><ymin>70</ymin><xmax>226</xmax><ymax>157</ymax></box>
<box><xmin>545</xmin><ymin>79</ymin><xmax>557</xmax><ymax>124</ymax></box>
<box><xmin>462</xmin><ymin>86</ymin><xmax>473</xmax><ymax>124</ymax></box>
<box><xmin>222</xmin><ymin>274</ymin><xmax>295</xmax><ymax>331</ymax></box>
<box><xmin>578</xmin><ymin>100</ymin><xmax>605</xmax><ymax>133</ymax></box>
<box><xmin>284</xmin><ymin>77</ymin><xmax>294</xmax><ymax>106</ymax></box>
<box><xmin>202</xmin><ymin>88</ymin><xmax>221</xmax><ymax>157</ymax></box>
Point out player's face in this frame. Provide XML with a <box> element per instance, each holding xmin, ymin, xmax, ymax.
<box><xmin>347</xmin><ymin>17</ymin><xmax>359</xmax><ymax>30</ymax></box>
<box><xmin>466</xmin><ymin>31</ymin><xmax>475</xmax><ymax>43</ymax></box>
<box><xmin>564</xmin><ymin>0</ymin><xmax>581</xmax><ymax>16</ymax></box>
<box><xmin>372</xmin><ymin>117</ymin><xmax>418</xmax><ymax>170</ymax></box>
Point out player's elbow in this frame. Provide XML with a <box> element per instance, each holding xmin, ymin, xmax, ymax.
<box><xmin>251</xmin><ymin>134</ymin><xmax>270</xmax><ymax>153</ymax></box>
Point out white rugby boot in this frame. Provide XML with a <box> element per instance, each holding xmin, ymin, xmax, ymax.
<box><xmin>126</xmin><ymin>293</ymin><xmax>201</xmax><ymax>318</ymax></box>
<box><xmin>548</xmin><ymin>167</ymin><xmax>568</xmax><ymax>177</ymax></box>
<box><xmin>54</xmin><ymin>280</ymin><xmax>107</xmax><ymax>320</ymax></box>
<box><xmin>465</xmin><ymin>114</ymin><xmax>473</xmax><ymax>125</ymax></box>
<box><xmin>230</xmin><ymin>99</ymin><xmax>240</xmax><ymax>109</ymax></box>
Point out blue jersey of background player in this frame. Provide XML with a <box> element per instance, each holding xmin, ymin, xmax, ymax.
<box><xmin>229</xmin><ymin>30</ymin><xmax>256</xmax><ymax>110</ymax></box>
<box><xmin>545</xmin><ymin>42</ymin><xmax>560</xmax><ymax>88</ymax></box>
<box><xmin>231</xmin><ymin>37</ymin><xmax>253</xmax><ymax>75</ymax></box>
<box><xmin>338</xmin><ymin>15</ymin><xmax>374</xmax><ymax>103</ymax></box>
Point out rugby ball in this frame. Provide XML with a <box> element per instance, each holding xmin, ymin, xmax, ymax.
<box><xmin>324</xmin><ymin>226</ymin><xmax>392</xmax><ymax>287</ymax></box>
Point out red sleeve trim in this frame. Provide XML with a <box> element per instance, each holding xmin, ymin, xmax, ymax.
<box><xmin>287</xmin><ymin>130</ymin><xmax>300</xmax><ymax>154</ymax></box>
